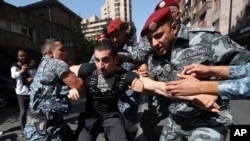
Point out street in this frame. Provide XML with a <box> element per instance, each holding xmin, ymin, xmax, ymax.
<box><xmin>0</xmin><ymin>99</ymin><xmax>86</xmax><ymax>141</ymax></box>
<box><xmin>0</xmin><ymin>98</ymin><xmax>250</xmax><ymax>141</ymax></box>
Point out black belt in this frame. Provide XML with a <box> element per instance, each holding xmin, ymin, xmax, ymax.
<box><xmin>28</xmin><ymin>110</ymin><xmax>47</xmax><ymax>120</ymax></box>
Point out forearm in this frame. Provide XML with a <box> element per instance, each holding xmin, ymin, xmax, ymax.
<box><xmin>62</xmin><ymin>72</ymin><xmax>84</xmax><ymax>92</ymax></box>
<box><xmin>141</xmin><ymin>77</ymin><xmax>171</xmax><ymax>97</ymax></box>
<box><xmin>210</xmin><ymin>66</ymin><xmax>229</xmax><ymax>79</ymax></box>
<box><xmin>198</xmin><ymin>81</ymin><xmax>219</xmax><ymax>94</ymax></box>
<box><xmin>142</xmin><ymin>78</ymin><xmax>196</xmax><ymax>100</ymax></box>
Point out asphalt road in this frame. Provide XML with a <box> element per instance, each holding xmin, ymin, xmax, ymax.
<box><xmin>0</xmin><ymin>99</ymin><xmax>250</xmax><ymax>141</ymax></box>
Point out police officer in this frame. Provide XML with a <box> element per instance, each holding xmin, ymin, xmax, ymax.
<box><xmin>23</xmin><ymin>39</ymin><xmax>83</xmax><ymax>141</ymax></box>
<box><xmin>96</xmin><ymin>32</ymin><xmax>108</xmax><ymax>42</ymax></box>
<box><xmin>139</xmin><ymin>0</ymin><xmax>182</xmax><ymax>140</ymax></box>
<box><xmin>122</xmin><ymin>6</ymin><xmax>250</xmax><ymax>141</ymax></box>
<box><xmin>155</xmin><ymin>0</ymin><xmax>181</xmax><ymax>24</ymax></box>
<box><xmin>107</xmin><ymin>18</ymin><xmax>141</xmax><ymax>124</ymax></box>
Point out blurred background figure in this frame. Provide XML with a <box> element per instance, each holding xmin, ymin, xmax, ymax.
<box><xmin>28</xmin><ymin>59</ymin><xmax>37</xmax><ymax>77</ymax></box>
<box><xmin>10</xmin><ymin>49</ymin><xmax>33</xmax><ymax>137</ymax></box>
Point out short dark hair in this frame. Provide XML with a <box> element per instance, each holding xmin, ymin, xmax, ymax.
<box><xmin>94</xmin><ymin>40</ymin><xmax>118</xmax><ymax>58</ymax></box>
<box><xmin>17</xmin><ymin>49</ymin><xmax>26</xmax><ymax>55</ymax></box>
<box><xmin>41</xmin><ymin>38</ymin><xmax>60</xmax><ymax>55</ymax></box>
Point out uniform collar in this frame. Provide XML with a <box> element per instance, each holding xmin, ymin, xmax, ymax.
<box><xmin>176</xmin><ymin>24</ymin><xmax>189</xmax><ymax>40</ymax></box>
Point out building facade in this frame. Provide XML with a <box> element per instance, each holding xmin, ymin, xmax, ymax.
<box><xmin>0</xmin><ymin>0</ymin><xmax>83</xmax><ymax>71</ymax></box>
<box><xmin>81</xmin><ymin>15</ymin><xmax>111</xmax><ymax>39</ymax></box>
<box><xmin>181</xmin><ymin>0</ymin><xmax>250</xmax><ymax>49</ymax></box>
<box><xmin>81</xmin><ymin>0</ymin><xmax>133</xmax><ymax>39</ymax></box>
<box><xmin>101</xmin><ymin>0</ymin><xmax>132</xmax><ymax>22</ymax></box>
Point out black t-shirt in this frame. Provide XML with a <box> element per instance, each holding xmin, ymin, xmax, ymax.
<box><xmin>78</xmin><ymin>63</ymin><xmax>139</xmax><ymax>117</ymax></box>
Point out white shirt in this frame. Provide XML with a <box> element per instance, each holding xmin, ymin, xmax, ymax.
<box><xmin>10</xmin><ymin>62</ymin><xmax>30</xmax><ymax>95</ymax></box>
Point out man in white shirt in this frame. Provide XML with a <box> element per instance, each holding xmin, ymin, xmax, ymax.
<box><xmin>10</xmin><ymin>49</ymin><xmax>34</xmax><ymax>137</ymax></box>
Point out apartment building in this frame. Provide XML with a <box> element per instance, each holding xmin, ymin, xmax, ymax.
<box><xmin>0</xmin><ymin>0</ymin><xmax>82</xmax><ymax>70</ymax></box>
<box><xmin>181</xmin><ymin>0</ymin><xmax>250</xmax><ymax>49</ymax></box>
<box><xmin>81</xmin><ymin>0</ymin><xmax>133</xmax><ymax>39</ymax></box>
<box><xmin>81</xmin><ymin>15</ymin><xmax>111</xmax><ymax>39</ymax></box>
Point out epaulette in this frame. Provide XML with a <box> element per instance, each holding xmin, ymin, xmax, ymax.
<box><xmin>189</xmin><ymin>26</ymin><xmax>217</xmax><ymax>32</ymax></box>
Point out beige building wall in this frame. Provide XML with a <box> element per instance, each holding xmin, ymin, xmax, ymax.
<box><xmin>83</xmin><ymin>0</ymin><xmax>132</xmax><ymax>38</ymax></box>
<box><xmin>101</xmin><ymin>0</ymin><xmax>131</xmax><ymax>22</ymax></box>
<box><xmin>185</xmin><ymin>0</ymin><xmax>249</xmax><ymax>35</ymax></box>
<box><xmin>218</xmin><ymin>0</ymin><xmax>247</xmax><ymax>35</ymax></box>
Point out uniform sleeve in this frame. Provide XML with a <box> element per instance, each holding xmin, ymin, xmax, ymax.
<box><xmin>54</xmin><ymin>60</ymin><xmax>70</xmax><ymax>79</ymax></box>
<box><xmin>78</xmin><ymin>63</ymin><xmax>96</xmax><ymax>79</ymax></box>
<box><xmin>211</xmin><ymin>34</ymin><xmax>250</xmax><ymax>65</ymax></box>
<box><xmin>124</xmin><ymin>71</ymin><xmax>140</xmax><ymax>85</ymax></box>
<box><xmin>218</xmin><ymin>77</ymin><xmax>250</xmax><ymax>100</ymax></box>
<box><xmin>121</xmin><ymin>42</ymin><xmax>152</xmax><ymax>63</ymax></box>
<box><xmin>228</xmin><ymin>63</ymin><xmax>250</xmax><ymax>79</ymax></box>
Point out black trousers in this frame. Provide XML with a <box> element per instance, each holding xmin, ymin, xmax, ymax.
<box><xmin>17</xmin><ymin>94</ymin><xmax>30</xmax><ymax>131</ymax></box>
<box><xmin>78</xmin><ymin>116</ymin><xmax>127</xmax><ymax>141</ymax></box>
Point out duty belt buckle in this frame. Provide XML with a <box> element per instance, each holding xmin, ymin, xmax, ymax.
<box><xmin>34</xmin><ymin>119</ymin><xmax>47</xmax><ymax>135</ymax></box>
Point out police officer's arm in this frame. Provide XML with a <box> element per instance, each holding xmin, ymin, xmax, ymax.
<box><xmin>167</xmin><ymin>73</ymin><xmax>250</xmax><ymax>100</ymax></box>
<box><xmin>70</xmin><ymin>64</ymin><xmax>82</xmax><ymax>76</ymax></box>
<box><xmin>68</xmin><ymin>63</ymin><xmax>96</xmax><ymax>97</ymax></box>
<box><xmin>166</xmin><ymin>74</ymin><xmax>219</xmax><ymax>95</ymax></box>
<box><xmin>183</xmin><ymin>63</ymin><xmax>250</xmax><ymax>80</ymax></box>
<box><xmin>137</xmin><ymin>76</ymin><xmax>212</xmax><ymax>101</ymax></box>
<box><xmin>61</xmin><ymin>71</ymin><xmax>83</xmax><ymax>95</ymax></box>
<box><xmin>181</xmin><ymin>64</ymin><xmax>229</xmax><ymax>79</ymax></box>
<box><xmin>132</xmin><ymin>77</ymin><xmax>220</xmax><ymax>113</ymax></box>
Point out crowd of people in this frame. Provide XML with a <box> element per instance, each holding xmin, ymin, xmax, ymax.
<box><xmin>4</xmin><ymin>0</ymin><xmax>250</xmax><ymax>141</ymax></box>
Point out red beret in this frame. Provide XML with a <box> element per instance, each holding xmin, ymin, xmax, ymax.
<box><xmin>155</xmin><ymin>0</ymin><xmax>179</xmax><ymax>11</ymax></box>
<box><xmin>141</xmin><ymin>7</ymin><xmax>172</xmax><ymax>36</ymax></box>
<box><xmin>96</xmin><ymin>33</ymin><xmax>107</xmax><ymax>42</ymax></box>
<box><xmin>107</xmin><ymin>19</ymin><xmax>123</xmax><ymax>35</ymax></box>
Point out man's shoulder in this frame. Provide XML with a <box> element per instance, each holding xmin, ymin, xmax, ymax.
<box><xmin>11</xmin><ymin>63</ymin><xmax>21</xmax><ymax>68</ymax></box>
<box><xmin>78</xmin><ymin>63</ymin><xmax>96</xmax><ymax>78</ymax></box>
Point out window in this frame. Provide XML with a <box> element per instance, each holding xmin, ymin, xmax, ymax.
<box><xmin>39</xmin><ymin>13</ymin><xmax>45</xmax><ymax>19</ymax></box>
<box><xmin>19</xmin><ymin>26</ymin><xmax>28</xmax><ymax>35</ymax></box>
<box><xmin>28</xmin><ymin>28</ymin><xmax>35</xmax><ymax>42</ymax></box>
<box><xmin>214</xmin><ymin>0</ymin><xmax>220</xmax><ymax>11</ymax></box>
<box><xmin>212</xmin><ymin>20</ymin><xmax>219</xmax><ymax>30</ymax></box>
<box><xmin>0</xmin><ymin>19</ymin><xmax>6</xmax><ymax>29</ymax></box>
<box><xmin>11</xmin><ymin>23</ymin><xmax>18</xmax><ymax>33</ymax></box>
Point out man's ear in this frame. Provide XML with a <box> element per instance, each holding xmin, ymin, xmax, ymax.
<box><xmin>114</xmin><ymin>54</ymin><xmax>120</xmax><ymax>64</ymax></box>
<box><xmin>171</xmin><ymin>22</ymin><xmax>178</xmax><ymax>35</ymax></box>
<box><xmin>47</xmin><ymin>50</ymin><xmax>53</xmax><ymax>57</ymax></box>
